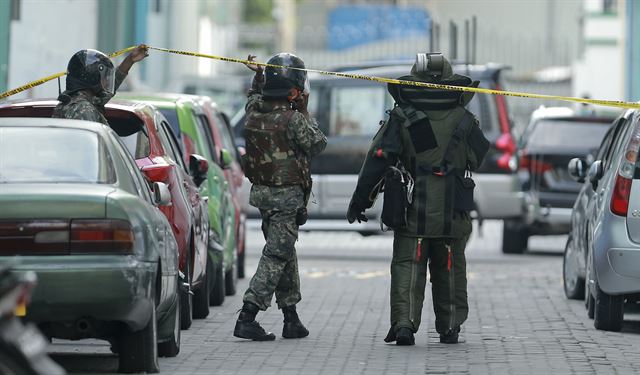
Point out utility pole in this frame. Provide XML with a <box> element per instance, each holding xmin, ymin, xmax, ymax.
<box><xmin>275</xmin><ymin>0</ymin><xmax>296</xmax><ymax>52</ymax></box>
<box><xmin>450</xmin><ymin>20</ymin><xmax>458</xmax><ymax>60</ymax></box>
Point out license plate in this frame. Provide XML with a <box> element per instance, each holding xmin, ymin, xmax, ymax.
<box><xmin>15</xmin><ymin>303</ymin><xmax>26</xmax><ymax>317</ymax></box>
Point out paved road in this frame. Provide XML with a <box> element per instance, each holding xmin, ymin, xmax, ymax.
<box><xmin>51</xmin><ymin>221</ymin><xmax>640</xmax><ymax>374</ymax></box>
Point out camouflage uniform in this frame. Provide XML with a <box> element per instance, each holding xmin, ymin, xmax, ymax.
<box><xmin>51</xmin><ymin>69</ymin><xmax>127</xmax><ymax>124</ymax></box>
<box><xmin>242</xmin><ymin>75</ymin><xmax>327</xmax><ymax>311</ymax></box>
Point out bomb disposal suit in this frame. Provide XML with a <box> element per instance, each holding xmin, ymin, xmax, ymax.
<box><xmin>347</xmin><ymin>54</ymin><xmax>490</xmax><ymax>345</ymax></box>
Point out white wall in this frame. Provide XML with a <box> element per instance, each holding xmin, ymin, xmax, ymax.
<box><xmin>572</xmin><ymin>5</ymin><xmax>625</xmax><ymax>101</ymax></box>
<box><xmin>8</xmin><ymin>0</ymin><xmax>98</xmax><ymax>99</ymax></box>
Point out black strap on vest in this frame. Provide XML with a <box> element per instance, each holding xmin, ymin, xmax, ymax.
<box><xmin>440</xmin><ymin>111</ymin><xmax>474</xmax><ymax>175</ymax></box>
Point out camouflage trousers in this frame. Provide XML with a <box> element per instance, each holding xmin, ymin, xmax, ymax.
<box><xmin>243</xmin><ymin>208</ymin><xmax>301</xmax><ymax>310</ymax></box>
<box><xmin>390</xmin><ymin>233</ymin><xmax>469</xmax><ymax>335</ymax></box>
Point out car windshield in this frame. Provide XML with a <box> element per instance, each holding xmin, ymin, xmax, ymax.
<box><xmin>159</xmin><ymin>108</ymin><xmax>182</xmax><ymax>140</ymax></box>
<box><xmin>527</xmin><ymin>120</ymin><xmax>611</xmax><ymax>149</ymax></box>
<box><xmin>0</xmin><ymin>127</ymin><xmax>115</xmax><ymax>183</ymax></box>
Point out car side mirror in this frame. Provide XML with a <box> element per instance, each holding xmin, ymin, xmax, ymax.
<box><xmin>153</xmin><ymin>182</ymin><xmax>171</xmax><ymax>206</ymax></box>
<box><xmin>189</xmin><ymin>154</ymin><xmax>209</xmax><ymax>186</ymax></box>
<box><xmin>588</xmin><ymin>160</ymin><xmax>604</xmax><ymax>190</ymax></box>
<box><xmin>568</xmin><ymin>158</ymin><xmax>587</xmax><ymax>183</ymax></box>
<box><xmin>220</xmin><ymin>149</ymin><xmax>233</xmax><ymax>170</ymax></box>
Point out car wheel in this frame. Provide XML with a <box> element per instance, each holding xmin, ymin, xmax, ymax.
<box><xmin>563</xmin><ymin>237</ymin><xmax>585</xmax><ymax>300</ymax></box>
<box><xmin>210</xmin><ymin>254</ymin><xmax>225</xmax><ymax>306</ymax></box>
<box><xmin>180</xmin><ymin>250</ymin><xmax>193</xmax><ymax>330</ymax></box>
<box><xmin>192</xmin><ymin>261</ymin><xmax>210</xmax><ymax>319</ymax></box>
<box><xmin>225</xmin><ymin>261</ymin><xmax>237</xmax><ymax>296</ymax></box>
<box><xmin>238</xmin><ymin>249</ymin><xmax>246</xmax><ymax>279</ymax></box>
<box><xmin>158</xmin><ymin>287</ymin><xmax>181</xmax><ymax>357</ymax></box>
<box><xmin>502</xmin><ymin>220</ymin><xmax>528</xmax><ymax>254</ymax></box>
<box><xmin>587</xmin><ymin>290</ymin><xmax>595</xmax><ymax>319</ymax></box>
<box><xmin>118</xmin><ymin>291</ymin><xmax>159</xmax><ymax>373</ymax></box>
<box><xmin>593</xmin><ymin>280</ymin><xmax>623</xmax><ymax>332</ymax></box>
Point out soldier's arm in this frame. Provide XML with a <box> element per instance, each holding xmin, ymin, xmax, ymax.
<box><xmin>245</xmin><ymin>72</ymin><xmax>265</xmax><ymax>113</ymax></box>
<box><xmin>114</xmin><ymin>46</ymin><xmax>149</xmax><ymax>92</ymax></box>
<box><xmin>349</xmin><ymin>117</ymin><xmax>402</xmax><ymax>211</ymax></box>
<box><xmin>289</xmin><ymin>112</ymin><xmax>327</xmax><ymax>157</ymax></box>
<box><xmin>465</xmin><ymin>117</ymin><xmax>490</xmax><ymax>171</ymax></box>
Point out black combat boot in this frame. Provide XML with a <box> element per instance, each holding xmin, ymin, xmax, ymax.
<box><xmin>439</xmin><ymin>328</ymin><xmax>460</xmax><ymax>344</ymax></box>
<box><xmin>395</xmin><ymin>327</ymin><xmax>415</xmax><ymax>346</ymax></box>
<box><xmin>383</xmin><ymin>326</ymin><xmax>396</xmax><ymax>343</ymax></box>
<box><xmin>233</xmin><ymin>302</ymin><xmax>276</xmax><ymax>341</ymax></box>
<box><xmin>282</xmin><ymin>305</ymin><xmax>309</xmax><ymax>339</ymax></box>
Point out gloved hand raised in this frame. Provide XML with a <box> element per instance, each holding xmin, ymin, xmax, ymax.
<box><xmin>347</xmin><ymin>203</ymin><xmax>368</xmax><ymax>224</ymax></box>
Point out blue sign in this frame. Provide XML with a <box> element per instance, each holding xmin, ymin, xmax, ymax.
<box><xmin>328</xmin><ymin>5</ymin><xmax>431</xmax><ymax>51</ymax></box>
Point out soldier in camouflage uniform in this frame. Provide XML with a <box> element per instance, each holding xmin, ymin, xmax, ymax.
<box><xmin>234</xmin><ymin>53</ymin><xmax>327</xmax><ymax>341</ymax></box>
<box><xmin>347</xmin><ymin>53</ymin><xmax>490</xmax><ymax>345</ymax></box>
<box><xmin>52</xmin><ymin>46</ymin><xmax>148</xmax><ymax>123</ymax></box>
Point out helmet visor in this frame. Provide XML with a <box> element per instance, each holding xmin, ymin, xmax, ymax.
<box><xmin>303</xmin><ymin>76</ymin><xmax>310</xmax><ymax>95</ymax></box>
<box><xmin>99</xmin><ymin>66</ymin><xmax>116</xmax><ymax>96</ymax></box>
<box><xmin>84</xmin><ymin>51</ymin><xmax>115</xmax><ymax>95</ymax></box>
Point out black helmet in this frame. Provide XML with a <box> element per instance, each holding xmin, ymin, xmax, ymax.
<box><xmin>263</xmin><ymin>53</ymin><xmax>309</xmax><ymax>98</ymax></box>
<box><xmin>65</xmin><ymin>49</ymin><xmax>116</xmax><ymax>96</ymax></box>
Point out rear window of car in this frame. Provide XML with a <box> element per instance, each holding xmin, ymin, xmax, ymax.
<box><xmin>119</xmin><ymin>131</ymin><xmax>150</xmax><ymax>159</ymax></box>
<box><xmin>527</xmin><ymin>120</ymin><xmax>611</xmax><ymax>149</ymax></box>
<box><xmin>466</xmin><ymin>81</ymin><xmax>499</xmax><ymax>133</ymax></box>
<box><xmin>0</xmin><ymin>127</ymin><xmax>115</xmax><ymax>183</ymax></box>
<box><xmin>159</xmin><ymin>108</ymin><xmax>182</xmax><ymax>139</ymax></box>
<box><xmin>329</xmin><ymin>85</ymin><xmax>390</xmax><ymax>136</ymax></box>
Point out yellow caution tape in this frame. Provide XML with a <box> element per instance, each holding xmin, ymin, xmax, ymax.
<box><xmin>2</xmin><ymin>44</ymin><xmax>640</xmax><ymax>110</ymax></box>
<box><xmin>0</xmin><ymin>46</ymin><xmax>137</xmax><ymax>100</ymax></box>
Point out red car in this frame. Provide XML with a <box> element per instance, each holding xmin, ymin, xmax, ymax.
<box><xmin>194</xmin><ymin>96</ymin><xmax>248</xmax><ymax>280</ymax></box>
<box><xmin>0</xmin><ymin>99</ymin><xmax>211</xmax><ymax>329</ymax></box>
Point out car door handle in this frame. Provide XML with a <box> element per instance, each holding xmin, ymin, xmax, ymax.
<box><xmin>203</xmin><ymin>196</ymin><xmax>209</xmax><ymax>203</ymax></box>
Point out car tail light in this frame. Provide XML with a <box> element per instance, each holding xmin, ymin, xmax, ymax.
<box><xmin>70</xmin><ymin>220</ymin><xmax>134</xmax><ymax>254</ymax></box>
<box><xmin>610</xmin><ymin>116</ymin><xmax>640</xmax><ymax>216</ymax></box>
<box><xmin>494</xmin><ymin>86</ymin><xmax>516</xmax><ymax>172</ymax></box>
<box><xmin>141</xmin><ymin>164</ymin><xmax>172</xmax><ymax>183</ymax></box>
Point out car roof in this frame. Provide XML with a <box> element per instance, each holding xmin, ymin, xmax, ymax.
<box><xmin>529</xmin><ymin>106</ymin><xmax>616</xmax><ymax>123</ymax></box>
<box><xmin>0</xmin><ymin>117</ymin><xmax>111</xmax><ymax>132</ymax></box>
<box><xmin>0</xmin><ymin>97</ymin><xmax>157</xmax><ymax>116</ymax></box>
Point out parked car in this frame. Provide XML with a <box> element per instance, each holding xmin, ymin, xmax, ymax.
<box><xmin>231</xmin><ymin>62</ymin><xmax>521</xmax><ymax>234</ymax></box>
<box><xmin>0</xmin><ymin>99</ymin><xmax>212</xmax><ymax>328</ymax></box>
<box><xmin>563</xmin><ymin>108</ymin><xmax>640</xmax><ymax>332</ymax></box>
<box><xmin>193</xmin><ymin>95</ymin><xmax>248</xmax><ymax>280</ymax></box>
<box><xmin>503</xmin><ymin>106</ymin><xmax>614</xmax><ymax>253</ymax></box>
<box><xmin>117</xmin><ymin>93</ymin><xmax>238</xmax><ymax>304</ymax></box>
<box><xmin>0</xmin><ymin>117</ymin><xmax>180</xmax><ymax>373</ymax></box>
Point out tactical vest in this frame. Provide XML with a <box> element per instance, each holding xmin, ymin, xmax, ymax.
<box><xmin>392</xmin><ymin>104</ymin><xmax>475</xmax><ymax>239</ymax></box>
<box><xmin>243</xmin><ymin>108</ymin><xmax>308</xmax><ymax>187</ymax></box>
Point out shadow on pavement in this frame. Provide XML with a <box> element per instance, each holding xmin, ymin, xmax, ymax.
<box><xmin>50</xmin><ymin>353</ymin><xmax>118</xmax><ymax>374</ymax></box>
<box><xmin>524</xmin><ymin>249</ymin><xmax>564</xmax><ymax>257</ymax></box>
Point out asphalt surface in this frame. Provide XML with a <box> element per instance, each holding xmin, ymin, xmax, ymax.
<box><xmin>49</xmin><ymin>221</ymin><xmax>640</xmax><ymax>374</ymax></box>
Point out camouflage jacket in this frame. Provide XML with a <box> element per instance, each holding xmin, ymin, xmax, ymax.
<box><xmin>245</xmin><ymin>74</ymin><xmax>327</xmax><ymax>211</ymax></box>
<box><xmin>51</xmin><ymin>69</ymin><xmax>128</xmax><ymax>124</ymax></box>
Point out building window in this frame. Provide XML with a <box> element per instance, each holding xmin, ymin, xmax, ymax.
<box><xmin>603</xmin><ymin>0</ymin><xmax>617</xmax><ymax>14</ymax></box>
<box><xmin>10</xmin><ymin>0</ymin><xmax>20</xmax><ymax>20</ymax></box>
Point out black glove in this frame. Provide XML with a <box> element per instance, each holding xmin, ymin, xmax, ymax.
<box><xmin>347</xmin><ymin>203</ymin><xmax>368</xmax><ymax>224</ymax></box>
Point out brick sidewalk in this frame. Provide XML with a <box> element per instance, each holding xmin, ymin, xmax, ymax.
<box><xmin>53</xmin><ymin>221</ymin><xmax>640</xmax><ymax>375</ymax></box>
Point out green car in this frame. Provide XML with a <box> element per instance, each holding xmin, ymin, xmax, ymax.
<box><xmin>118</xmin><ymin>93</ymin><xmax>238</xmax><ymax>305</ymax></box>
<box><xmin>0</xmin><ymin>118</ymin><xmax>181</xmax><ymax>373</ymax></box>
